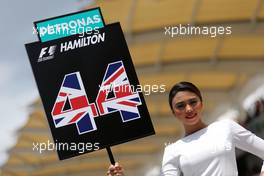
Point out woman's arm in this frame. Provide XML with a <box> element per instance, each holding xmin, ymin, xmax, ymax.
<box><xmin>229</xmin><ymin>120</ymin><xmax>264</xmax><ymax>175</ymax></box>
<box><xmin>161</xmin><ymin>145</ymin><xmax>181</xmax><ymax>176</ymax></box>
<box><xmin>261</xmin><ymin>163</ymin><xmax>264</xmax><ymax>176</ymax></box>
<box><xmin>107</xmin><ymin>162</ymin><xmax>124</xmax><ymax>176</ymax></box>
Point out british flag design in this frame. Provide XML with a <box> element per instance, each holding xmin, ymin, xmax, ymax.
<box><xmin>51</xmin><ymin>72</ymin><xmax>98</xmax><ymax>134</ymax></box>
<box><xmin>96</xmin><ymin>61</ymin><xmax>142</xmax><ymax>122</ymax></box>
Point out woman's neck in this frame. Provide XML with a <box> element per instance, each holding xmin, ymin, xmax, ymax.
<box><xmin>184</xmin><ymin>121</ymin><xmax>207</xmax><ymax>136</ymax></box>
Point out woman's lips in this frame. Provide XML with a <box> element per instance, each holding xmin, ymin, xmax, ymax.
<box><xmin>185</xmin><ymin>113</ymin><xmax>197</xmax><ymax>119</ymax></box>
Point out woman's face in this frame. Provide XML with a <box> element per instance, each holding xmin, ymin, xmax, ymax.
<box><xmin>171</xmin><ymin>91</ymin><xmax>203</xmax><ymax>126</ymax></box>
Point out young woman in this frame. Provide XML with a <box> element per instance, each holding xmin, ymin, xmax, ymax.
<box><xmin>107</xmin><ymin>82</ymin><xmax>264</xmax><ymax>176</ymax></box>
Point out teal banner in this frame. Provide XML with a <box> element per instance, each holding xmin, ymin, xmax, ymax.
<box><xmin>35</xmin><ymin>8</ymin><xmax>105</xmax><ymax>42</ymax></box>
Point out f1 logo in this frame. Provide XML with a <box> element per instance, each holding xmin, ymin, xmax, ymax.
<box><xmin>39</xmin><ymin>45</ymin><xmax>56</xmax><ymax>58</ymax></box>
<box><xmin>51</xmin><ymin>60</ymin><xmax>142</xmax><ymax>135</ymax></box>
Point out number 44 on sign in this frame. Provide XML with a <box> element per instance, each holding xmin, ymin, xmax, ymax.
<box><xmin>51</xmin><ymin>60</ymin><xmax>142</xmax><ymax>135</ymax></box>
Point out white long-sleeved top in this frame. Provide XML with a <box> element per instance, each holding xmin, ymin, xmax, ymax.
<box><xmin>161</xmin><ymin>119</ymin><xmax>264</xmax><ymax>176</ymax></box>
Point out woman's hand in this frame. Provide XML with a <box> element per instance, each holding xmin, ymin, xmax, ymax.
<box><xmin>107</xmin><ymin>162</ymin><xmax>124</xmax><ymax>176</ymax></box>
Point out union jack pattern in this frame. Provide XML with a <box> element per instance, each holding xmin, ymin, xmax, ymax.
<box><xmin>51</xmin><ymin>61</ymin><xmax>142</xmax><ymax>135</ymax></box>
<box><xmin>51</xmin><ymin>72</ymin><xmax>98</xmax><ymax>134</ymax></box>
<box><xmin>96</xmin><ymin>61</ymin><xmax>142</xmax><ymax>122</ymax></box>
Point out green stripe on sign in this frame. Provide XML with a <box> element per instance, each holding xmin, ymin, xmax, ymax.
<box><xmin>36</xmin><ymin>8</ymin><xmax>104</xmax><ymax>42</ymax></box>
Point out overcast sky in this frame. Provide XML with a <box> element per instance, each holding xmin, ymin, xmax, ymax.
<box><xmin>0</xmin><ymin>0</ymin><xmax>94</xmax><ymax>166</ymax></box>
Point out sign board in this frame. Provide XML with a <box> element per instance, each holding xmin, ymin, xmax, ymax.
<box><xmin>25</xmin><ymin>23</ymin><xmax>155</xmax><ymax>160</ymax></box>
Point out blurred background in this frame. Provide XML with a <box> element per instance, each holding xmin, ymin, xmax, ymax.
<box><xmin>1</xmin><ymin>0</ymin><xmax>264</xmax><ymax>175</ymax></box>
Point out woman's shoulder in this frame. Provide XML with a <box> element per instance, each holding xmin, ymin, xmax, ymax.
<box><xmin>162</xmin><ymin>140</ymin><xmax>183</xmax><ymax>161</ymax></box>
<box><xmin>164</xmin><ymin>139</ymin><xmax>185</xmax><ymax>154</ymax></box>
<box><xmin>210</xmin><ymin>118</ymin><xmax>237</xmax><ymax>128</ymax></box>
<box><xmin>208</xmin><ymin>119</ymin><xmax>241</xmax><ymax>135</ymax></box>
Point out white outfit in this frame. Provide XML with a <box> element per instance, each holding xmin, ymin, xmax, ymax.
<box><xmin>161</xmin><ymin>119</ymin><xmax>264</xmax><ymax>176</ymax></box>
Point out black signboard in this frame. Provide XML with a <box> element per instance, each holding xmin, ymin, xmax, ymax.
<box><xmin>25</xmin><ymin>23</ymin><xmax>155</xmax><ymax>160</ymax></box>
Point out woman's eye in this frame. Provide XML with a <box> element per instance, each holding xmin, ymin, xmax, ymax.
<box><xmin>175</xmin><ymin>103</ymin><xmax>185</xmax><ymax>109</ymax></box>
<box><xmin>189</xmin><ymin>99</ymin><xmax>198</xmax><ymax>106</ymax></box>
